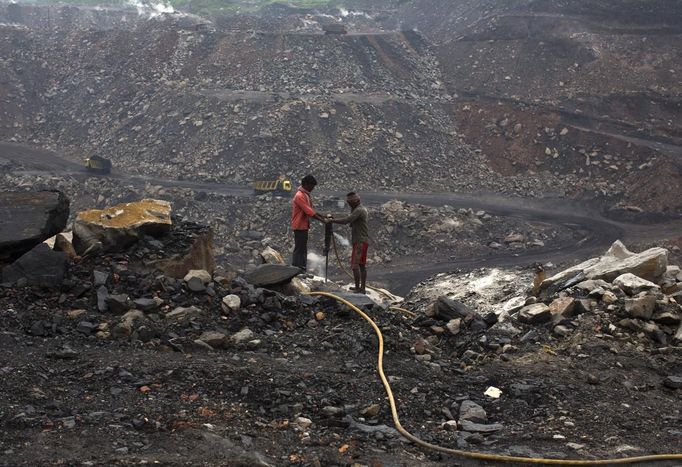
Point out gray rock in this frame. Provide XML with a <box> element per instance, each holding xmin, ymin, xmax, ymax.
<box><xmin>240</xmin><ymin>230</ymin><xmax>264</xmax><ymax>240</ymax></box>
<box><xmin>187</xmin><ymin>276</ymin><xmax>206</xmax><ymax>292</ymax></box>
<box><xmin>459</xmin><ymin>400</ymin><xmax>487</xmax><ymax>424</ymax></box>
<box><xmin>327</xmin><ymin>291</ymin><xmax>378</xmax><ymax>310</ymax></box>
<box><xmin>624</xmin><ymin>294</ymin><xmax>657</xmax><ymax>320</ymax></box>
<box><xmin>510</xmin><ymin>383</ymin><xmax>537</xmax><ymax>397</ymax></box>
<box><xmin>613</xmin><ymin>273</ymin><xmax>660</xmax><ymax>296</ymax></box>
<box><xmin>433</xmin><ymin>296</ymin><xmax>474</xmax><ymax>321</ymax></box>
<box><xmin>673</xmin><ymin>322</ymin><xmax>682</xmax><ymax>344</ymax></box>
<box><xmin>166</xmin><ymin>306</ymin><xmax>202</xmax><ymax>320</ymax></box>
<box><xmin>97</xmin><ymin>285</ymin><xmax>109</xmax><ymax>312</ymax></box>
<box><xmin>243</xmin><ymin>264</ymin><xmax>301</xmax><ymax>287</ymax></box>
<box><xmin>231</xmin><ymin>328</ymin><xmax>254</xmax><ymax>344</ymax></box>
<box><xmin>517</xmin><ymin>303</ymin><xmax>551</xmax><ymax>324</ymax></box>
<box><xmin>93</xmin><ymin>270</ymin><xmax>109</xmax><ymax>287</ymax></box>
<box><xmin>573</xmin><ymin>299</ymin><xmax>594</xmax><ymax>314</ymax></box>
<box><xmin>105</xmin><ymin>294</ymin><xmax>130</xmax><ymax>314</ymax></box>
<box><xmin>77</xmin><ymin>321</ymin><xmax>97</xmax><ymax>334</ymax></box>
<box><xmin>346</xmin><ymin>416</ymin><xmax>399</xmax><ymax>437</ymax></box>
<box><xmin>2</xmin><ymin>243</ymin><xmax>68</xmax><ymax>288</ymax></box>
<box><xmin>198</xmin><ymin>331</ymin><xmax>226</xmax><ymax>348</ymax></box>
<box><xmin>459</xmin><ymin>420</ymin><xmax>503</xmax><ymax>433</ymax></box>
<box><xmin>133</xmin><ymin>298</ymin><xmax>158</xmax><ymax>311</ymax></box>
<box><xmin>194</xmin><ymin>431</ymin><xmax>273</xmax><ymax>467</ymax></box>
<box><xmin>663</xmin><ymin>376</ymin><xmax>682</xmax><ymax>389</ymax></box>
<box><xmin>0</xmin><ymin>190</ymin><xmax>69</xmax><ymax>261</ymax></box>
<box><xmin>553</xmin><ymin>325</ymin><xmax>572</xmax><ymax>337</ymax></box>
<box><xmin>575</xmin><ymin>279</ymin><xmax>610</xmax><ymax>292</ymax></box>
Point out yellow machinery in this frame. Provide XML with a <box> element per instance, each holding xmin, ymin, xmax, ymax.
<box><xmin>252</xmin><ymin>176</ymin><xmax>292</xmax><ymax>195</ymax></box>
<box><xmin>84</xmin><ymin>155</ymin><xmax>112</xmax><ymax>175</ymax></box>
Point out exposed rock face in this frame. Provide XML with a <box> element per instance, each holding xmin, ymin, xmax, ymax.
<box><xmin>72</xmin><ymin>199</ymin><xmax>172</xmax><ymax>255</ymax></box>
<box><xmin>539</xmin><ymin>240</ymin><xmax>668</xmax><ymax>297</ymax></box>
<box><xmin>1</xmin><ymin>243</ymin><xmax>67</xmax><ymax>287</ymax></box>
<box><xmin>0</xmin><ymin>190</ymin><xmax>69</xmax><ymax>261</ymax></box>
<box><xmin>147</xmin><ymin>227</ymin><xmax>215</xmax><ymax>279</ymax></box>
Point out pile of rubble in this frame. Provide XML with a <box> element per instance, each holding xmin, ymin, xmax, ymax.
<box><xmin>529</xmin><ymin>241</ymin><xmax>681</xmax><ymax>345</ymax></box>
<box><xmin>0</xmin><ymin>193</ymin><xmax>316</xmax><ymax>352</ymax></box>
<box><xmin>403</xmin><ymin>240</ymin><xmax>682</xmax><ymax>364</ymax></box>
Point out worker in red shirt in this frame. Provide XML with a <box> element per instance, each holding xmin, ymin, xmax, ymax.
<box><xmin>291</xmin><ymin>174</ymin><xmax>327</xmax><ymax>271</ymax></box>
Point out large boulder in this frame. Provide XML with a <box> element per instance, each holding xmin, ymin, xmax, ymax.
<box><xmin>539</xmin><ymin>241</ymin><xmax>668</xmax><ymax>297</ymax></box>
<box><xmin>72</xmin><ymin>199</ymin><xmax>172</xmax><ymax>255</ymax></box>
<box><xmin>0</xmin><ymin>190</ymin><xmax>69</xmax><ymax>261</ymax></box>
<box><xmin>2</xmin><ymin>243</ymin><xmax>67</xmax><ymax>287</ymax></box>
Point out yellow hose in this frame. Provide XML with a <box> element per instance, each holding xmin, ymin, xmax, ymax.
<box><xmin>306</xmin><ymin>290</ymin><xmax>682</xmax><ymax>464</ymax></box>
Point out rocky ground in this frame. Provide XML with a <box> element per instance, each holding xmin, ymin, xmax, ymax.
<box><xmin>2</xmin><ymin>1</ymin><xmax>680</xmax><ymax>216</ymax></box>
<box><xmin>1</xmin><ymin>197</ymin><xmax>681</xmax><ymax>466</ymax></box>
<box><xmin>1</xmin><ymin>1</ymin><xmax>682</xmax><ymax>465</ymax></box>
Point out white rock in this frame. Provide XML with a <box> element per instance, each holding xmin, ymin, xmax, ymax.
<box><xmin>294</xmin><ymin>417</ymin><xmax>312</xmax><ymax>430</ymax></box>
<box><xmin>184</xmin><ymin>269</ymin><xmax>212</xmax><ymax>284</ymax></box>
<box><xmin>613</xmin><ymin>273</ymin><xmax>660</xmax><ymax>296</ymax></box>
<box><xmin>540</xmin><ymin>241</ymin><xmax>668</xmax><ymax>294</ymax></box>
<box><xmin>221</xmin><ymin>294</ymin><xmax>241</xmax><ymax>313</ymax></box>
<box><xmin>446</xmin><ymin>318</ymin><xmax>461</xmax><ymax>335</ymax></box>
<box><xmin>231</xmin><ymin>328</ymin><xmax>254</xmax><ymax>344</ymax></box>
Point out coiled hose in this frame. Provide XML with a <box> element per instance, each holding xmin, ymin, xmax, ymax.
<box><xmin>304</xmin><ymin>292</ymin><xmax>682</xmax><ymax>464</ymax></box>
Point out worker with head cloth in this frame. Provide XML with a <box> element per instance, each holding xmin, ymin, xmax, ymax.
<box><xmin>330</xmin><ymin>192</ymin><xmax>370</xmax><ymax>294</ymax></box>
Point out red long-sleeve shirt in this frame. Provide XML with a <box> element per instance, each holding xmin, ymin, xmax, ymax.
<box><xmin>291</xmin><ymin>187</ymin><xmax>316</xmax><ymax>230</ymax></box>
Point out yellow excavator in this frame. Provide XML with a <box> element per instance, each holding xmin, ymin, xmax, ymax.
<box><xmin>84</xmin><ymin>155</ymin><xmax>112</xmax><ymax>175</ymax></box>
<box><xmin>252</xmin><ymin>175</ymin><xmax>293</xmax><ymax>195</ymax></box>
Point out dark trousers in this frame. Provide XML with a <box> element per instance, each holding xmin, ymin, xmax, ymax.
<box><xmin>292</xmin><ymin>229</ymin><xmax>309</xmax><ymax>270</ymax></box>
